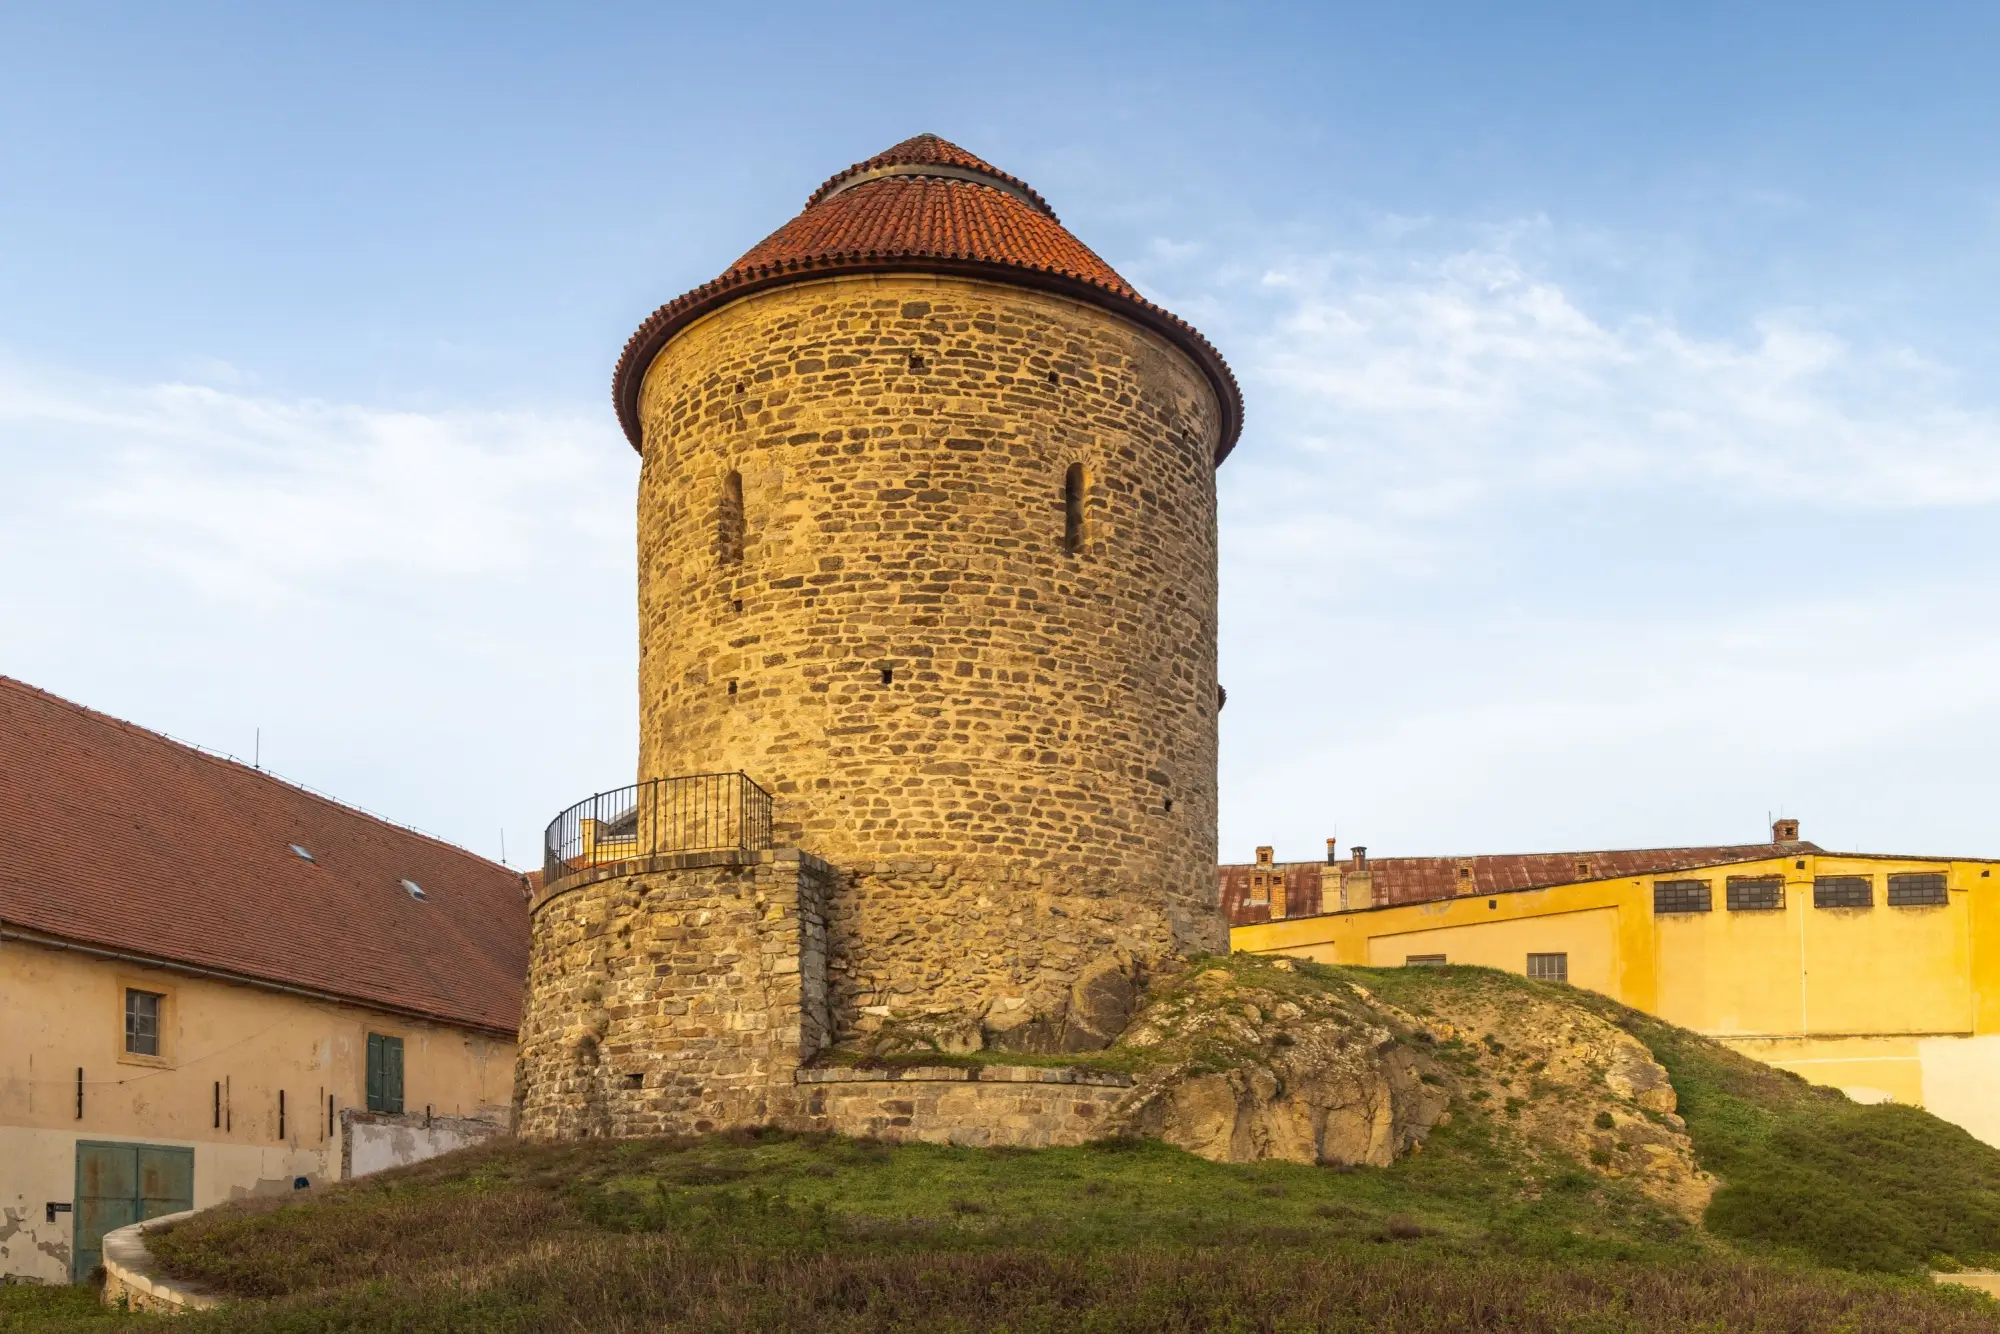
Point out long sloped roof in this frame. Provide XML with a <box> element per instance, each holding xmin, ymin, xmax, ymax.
<box><xmin>0</xmin><ymin>676</ymin><xmax>527</xmax><ymax>1035</ymax></box>
<box><xmin>612</xmin><ymin>133</ymin><xmax>1243</xmax><ymax>463</ymax></box>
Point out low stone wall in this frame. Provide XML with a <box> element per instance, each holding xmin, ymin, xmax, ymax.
<box><xmin>100</xmin><ymin>1211</ymin><xmax>217</xmax><ymax>1314</ymax></box>
<box><xmin>796</xmin><ymin>1065</ymin><xmax>1134</xmax><ymax>1147</ymax></box>
<box><xmin>516</xmin><ymin>848</ymin><xmax>833</xmax><ymax>1139</ymax></box>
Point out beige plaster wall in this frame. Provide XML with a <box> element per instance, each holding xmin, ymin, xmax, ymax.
<box><xmin>0</xmin><ymin>937</ymin><xmax>515</xmax><ymax>1282</ymax></box>
<box><xmin>633</xmin><ymin>274</ymin><xmax>1224</xmax><ymax>1046</ymax></box>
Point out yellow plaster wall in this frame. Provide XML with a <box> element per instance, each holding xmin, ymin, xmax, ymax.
<box><xmin>1363</xmin><ymin>907</ymin><xmax>1623</xmax><ymax>997</ymax></box>
<box><xmin>0</xmin><ymin>938</ymin><xmax>517</xmax><ymax>1282</ymax></box>
<box><xmin>1231</xmin><ymin>853</ymin><xmax>2000</xmax><ymax>1144</ymax></box>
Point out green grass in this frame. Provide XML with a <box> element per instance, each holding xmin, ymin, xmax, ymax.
<box><xmin>16</xmin><ymin>958</ymin><xmax>2000</xmax><ymax>1329</ymax></box>
<box><xmin>0</xmin><ymin>1284</ymin><xmax>157</xmax><ymax>1331</ymax></box>
<box><xmin>112</xmin><ymin>1129</ymin><xmax>1999</xmax><ymax>1331</ymax></box>
<box><xmin>1335</xmin><ymin>953</ymin><xmax>2000</xmax><ymax>1274</ymax></box>
<box><xmin>1578</xmin><ymin>993</ymin><xmax>2000</xmax><ymax>1273</ymax></box>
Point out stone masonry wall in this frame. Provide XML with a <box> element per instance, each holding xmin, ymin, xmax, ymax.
<box><xmin>515</xmin><ymin>849</ymin><xmax>831</xmax><ymax>1139</ymax></box>
<box><xmin>634</xmin><ymin>274</ymin><xmax>1225</xmax><ymax>1049</ymax></box>
<box><xmin>796</xmin><ymin>1064</ymin><xmax>1134</xmax><ymax>1148</ymax></box>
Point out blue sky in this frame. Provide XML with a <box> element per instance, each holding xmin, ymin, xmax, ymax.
<box><xmin>5</xmin><ymin>3</ymin><xmax>2000</xmax><ymax>867</ymax></box>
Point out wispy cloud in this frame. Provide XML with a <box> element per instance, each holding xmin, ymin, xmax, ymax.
<box><xmin>0</xmin><ymin>362</ymin><xmax>638</xmax><ymax>860</ymax></box>
<box><xmin>1173</xmin><ymin>226</ymin><xmax>2000</xmax><ymax>859</ymax></box>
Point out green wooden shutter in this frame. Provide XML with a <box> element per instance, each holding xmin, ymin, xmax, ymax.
<box><xmin>385</xmin><ymin>1036</ymin><xmax>404</xmax><ymax>1114</ymax></box>
<box><xmin>366</xmin><ymin>1033</ymin><xmax>384</xmax><ymax>1112</ymax></box>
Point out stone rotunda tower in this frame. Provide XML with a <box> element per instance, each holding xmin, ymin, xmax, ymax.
<box><xmin>518</xmin><ymin>135</ymin><xmax>1242</xmax><ymax>1140</ymax></box>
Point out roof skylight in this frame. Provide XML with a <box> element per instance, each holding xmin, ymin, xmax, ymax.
<box><xmin>288</xmin><ymin>844</ymin><xmax>315</xmax><ymax>863</ymax></box>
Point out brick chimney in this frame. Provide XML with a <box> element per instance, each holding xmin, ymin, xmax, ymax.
<box><xmin>1255</xmin><ymin>845</ymin><xmax>1274</xmax><ymax>869</ymax></box>
<box><xmin>1773</xmin><ymin>817</ymin><xmax>1800</xmax><ymax>844</ymax></box>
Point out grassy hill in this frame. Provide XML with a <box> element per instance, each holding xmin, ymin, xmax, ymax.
<box><xmin>12</xmin><ymin>957</ymin><xmax>2000</xmax><ymax>1332</ymax></box>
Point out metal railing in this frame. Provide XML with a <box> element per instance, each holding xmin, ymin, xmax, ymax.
<box><xmin>543</xmin><ymin>772</ymin><xmax>774</xmax><ymax>884</ymax></box>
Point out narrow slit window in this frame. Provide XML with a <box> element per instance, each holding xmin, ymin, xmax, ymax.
<box><xmin>1063</xmin><ymin>462</ymin><xmax>1085</xmax><ymax>555</ymax></box>
<box><xmin>718</xmin><ymin>471</ymin><xmax>745</xmax><ymax>566</ymax></box>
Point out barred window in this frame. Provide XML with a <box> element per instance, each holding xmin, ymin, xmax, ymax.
<box><xmin>1814</xmin><ymin>876</ymin><xmax>1873</xmax><ymax>909</ymax></box>
<box><xmin>1653</xmin><ymin>880</ymin><xmax>1712</xmax><ymax>914</ymax></box>
<box><xmin>1888</xmin><ymin>873</ymin><xmax>1948</xmax><ymax>907</ymax></box>
<box><xmin>1726</xmin><ymin>876</ymin><xmax>1785</xmax><ymax>911</ymax></box>
<box><xmin>1527</xmin><ymin>953</ymin><xmax>1568</xmax><ymax>983</ymax></box>
<box><xmin>1405</xmin><ymin>954</ymin><xmax>1447</xmax><ymax>967</ymax></box>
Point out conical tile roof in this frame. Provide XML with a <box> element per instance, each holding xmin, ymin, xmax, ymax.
<box><xmin>612</xmin><ymin>135</ymin><xmax>1242</xmax><ymax>462</ymax></box>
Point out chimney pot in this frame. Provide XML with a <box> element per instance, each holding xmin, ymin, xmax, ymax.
<box><xmin>1352</xmin><ymin>845</ymin><xmax>1368</xmax><ymax>871</ymax></box>
<box><xmin>1325</xmin><ymin>837</ymin><xmax>1337</xmax><ymax>866</ymax></box>
<box><xmin>1255</xmin><ymin>845</ymin><xmax>1273</xmax><ymax>869</ymax></box>
<box><xmin>1773</xmin><ymin>817</ymin><xmax>1800</xmax><ymax>844</ymax></box>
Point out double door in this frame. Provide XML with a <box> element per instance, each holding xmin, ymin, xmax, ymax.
<box><xmin>72</xmin><ymin>1141</ymin><xmax>193</xmax><ymax>1281</ymax></box>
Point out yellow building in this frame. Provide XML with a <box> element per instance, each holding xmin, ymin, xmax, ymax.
<box><xmin>1232</xmin><ymin>820</ymin><xmax>2000</xmax><ymax>1147</ymax></box>
<box><xmin>0</xmin><ymin>677</ymin><xmax>526</xmax><ymax>1283</ymax></box>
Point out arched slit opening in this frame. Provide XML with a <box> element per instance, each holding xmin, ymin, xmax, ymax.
<box><xmin>1063</xmin><ymin>462</ymin><xmax>1085</xmax><ymax>556</ymax></box>
<box><xmin>718</xmin><ymin>470</ymin><xmax>745</xmax><ymax>566</ymax></box>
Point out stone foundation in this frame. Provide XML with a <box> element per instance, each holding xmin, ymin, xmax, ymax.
<box><xmin>795</xmin><ymin>1064</ymin><xmax>1134</xmax><ymax>1147</ymax></box>
<box><xmin>516</xmin><ymin>848</ymin><xmax>832</xmax><ymax>1139</ymax></box>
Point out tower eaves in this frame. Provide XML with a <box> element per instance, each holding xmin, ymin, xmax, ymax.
<box><xmin>611</xmin><ymin>135</ymin><xmax>1243</xmax><ymax>464</ymax></box>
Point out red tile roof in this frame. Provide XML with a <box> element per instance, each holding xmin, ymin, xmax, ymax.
<box><xmin>1221</xmin><ymin>841</ymin><xmax>1828</xmax><ymax>927</ymax></box>
<box><xmin>0</xmin><ymin>676</ymin><xmax>527</xmax><ymax>1035</ymax></box>
<box><xmin>611</xmin><ymin>133</ymin><xmax>1243</xmax><ymax>464</ymax></box>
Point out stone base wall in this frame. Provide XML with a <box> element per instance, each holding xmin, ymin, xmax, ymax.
<box><xmin>833</xmin><ymin>860</ymin><xmax>1166</xmax><ymax>1054</ymax></box>
<box><xmin>516</xmin><ymin>849</ymin><xmax>832</xmax><ymax>1139</ymax></box>
<box><xmin>795</xmin><ymin>1065</ymin><xmax>1134</xmax><ymax>1147</ymax></box>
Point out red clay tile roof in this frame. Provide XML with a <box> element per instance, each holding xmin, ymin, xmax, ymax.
<box><xmin>806</xmin><ymin>133</ymin><xmax>1055</xmax><ymax>216</ymax></box>
<box><xmin>1221</xmin><ymin>842</ymin><xmax>1830</xmax><ymax>926</ymax></box>
<box><xmin>0</xmin><ymin>676</ymin><xmax>527</xmax><ymax>1035</ymax></box>
<box><xmin>612</xmin><ymin>133</ymin><xmax>1243</xmax><ymax>464</ymax></box>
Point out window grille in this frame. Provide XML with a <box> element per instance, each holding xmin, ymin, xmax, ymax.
<box><xmin>124</xmin><ymin>989</ymin><xmax>162</xmax><ymax>1056</ymax></box>
<box><xmin>1726</xmin><ymin>876</ymin><xmax>1785</xmax><ymax>911</ymax></box>
<box><xmin>1814</xmin><ymin>876</ymin><xmax>1873</xmax><ymax>909</ymax></box>
<box><xmin>1653</xmin><ymin>880</ymin><xmax>1712</xmax><ymax>914</ymax></box>
<box><xmin>1887</xmin><ymin>872</ymin><xmax>1948</xmax><ymax>907</ymax></box>
<box><xmin>1526</xmin><ymin>953</ymin><xmax>1568</xmax><ymax>983</ymax></box>
<box><xmin>1405</xmin><ymin>954</ymin><xmax>1447</xmax><ymax>967</ymax></box>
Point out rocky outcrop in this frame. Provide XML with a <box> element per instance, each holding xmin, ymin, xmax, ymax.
<box><xmin>1109</xmin><ymin>965</ymin><xmax>1450</xmax><ymax>1167</ymax></box>
<box><xmin>1100</xmin><ymin>958</ymin><xmax>1715</xmax><ymax>1217</ymax></box>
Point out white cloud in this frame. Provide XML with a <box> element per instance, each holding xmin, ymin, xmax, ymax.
<box><xmin>1199</xmin><ymin>228</ymin><xmax>2000</xmax><ymax>861</ymax></box>
<box><xmin>0</xmin><ymin>361</ymin><xmax>639</xmax><ymax>863</ymax></box>
<box><xmin>1238</xmin><ymin>243</ymin><xmax>2000</xmax><ymax>512</ymax></box>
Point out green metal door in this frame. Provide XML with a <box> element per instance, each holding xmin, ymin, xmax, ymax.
<box><xmin>73</xmin><ymin>1142</ymin><xmax>193</xmax><ymax>1281</ymax></box>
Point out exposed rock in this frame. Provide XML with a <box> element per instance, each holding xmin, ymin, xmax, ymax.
<box><xmin>1101</xmin><ymin>959</ymin><xmax>1716</xmax><ymax>1218</ymax></box>
<box><xmin>1061</xmin><ymin>957</ymin><xmax>1139</xmax><ymax>1052</ymax></box>
<box><xmin>1107</xmin><ymin>964</ymin><xmax>1450</xmax><ymax>1169</ymax></box>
